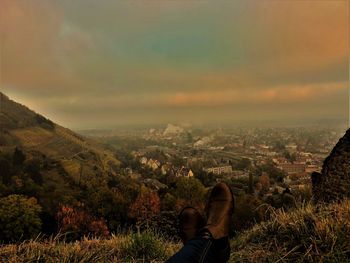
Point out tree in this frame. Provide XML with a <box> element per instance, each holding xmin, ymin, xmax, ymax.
<box><xmin>161</xmin><ymin>193</ymin><xmax>176</xmax><ymax>211</ymax></box>
<box><xmin>273</xmin><ymin>141</ymin><xmax>285</xmax><ymax>152</ymax></box>
<box><xmin>25</xmin><ymin>159</ymin><xmax>43</xmax><ymax>185</ymax></box>
<box><xmin>0</xmin><ymin>158</ymin><xmax>12</xmax><ymax>185</ymax></box>
<box><xmin>0</xmin><ymin>195</ymin><xmax>42</xmax><ymax>242</ymax></box>
<box><xmin>129</xmin><ymin>186</ymin><xmax>161</xmax><ymax>226</ymax></box>
<box><xmin>57</xmin><ymin>204</ymin><xmax>109</xmax><ymax>240</ymax></box>
<box><xmin>173</xmin><ymin>177</ymin><xmax>206</xmax><ymax>209</ymax></box>
<box><xmin>284</xmin><ymin>151</ymin><xmax>296</xmax><ymax>163</ymax></box>
<box><xmin>259</xmin><ymin>161</ymin><xmax>286</xmax><ymax>183</ymax></box>
<box><xmin>195</xmin><ymin>170</ymin><xmax>217</xmax><ymax>187</ymax></box>
<box><xmin>86</xmin><ymin>186</ymin><xmax>131</xmax><ymax>231</ymax></box>
<box><xmin>234</xmin><ymin>158</ymin><xmax>251</xmax><ymax>170</ymax></box>
<box><xmin>13</xmin><ymin>147</ymin><xmax>26</xmax><ymax>167</ymax></box>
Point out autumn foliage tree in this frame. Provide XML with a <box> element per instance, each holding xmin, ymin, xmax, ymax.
<box><xmin>57</xmin><ymin>204</ymin><xmax>109</xmax><ymax>240</ymax></box>
<box><xmin>129</xmin><ymin>186</ymin><xmax>160</xmax><ymax>226</ymax></box>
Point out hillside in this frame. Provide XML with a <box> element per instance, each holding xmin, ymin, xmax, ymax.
<box><xmin>0</xmin><ymin>92</ymin><xmax>123</xmax><ymax>236</ymax></box>
<box><xmin>1</xmin><ymin>93</ymin><xmax>349</xmax><ymax>262</ymax></box>
<box><xmin>230</xmin><ymin>200</ymin><xmax>350</xmax><ymax>262</ymax></box>
<box><xmin>0</xmin><ymin>92</ymin><xmax>120</xmax><ymax>184</ymax></box>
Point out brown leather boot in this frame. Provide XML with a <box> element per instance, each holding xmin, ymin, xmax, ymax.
<box><xmin>204</xmin><ymin>182</ymin><xmax>234</xmax><ymax>239</ymax></box>
<box><xmin>178</xmin><ymin>207</ymin><xmax>205</xmax><ymax>245</ymax></box>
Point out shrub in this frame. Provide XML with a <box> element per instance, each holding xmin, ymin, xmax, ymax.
<box><xmin>139</xmin><ymin>211</ymin><xmax>178</xmax><ymax>240</ymax></box>
<box><xmin>121</xmin><ymin>230</ymin><xmax>169</xmax><ymax>262</ymax></box>
<box><xmin>57</xmin><ymin>205</ymin><xmax>109</xmax><ymax>240</ymax></box>
<box><xmin>0</xmin><ymin>195</ymin><xmax>42</xmax><ymax>242</ymax></box>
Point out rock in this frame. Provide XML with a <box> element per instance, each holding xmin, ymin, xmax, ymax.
<box><xmin>312</xmin><ymin>129</ymin><xmax>350</xmax><ymax>203</ymax></box>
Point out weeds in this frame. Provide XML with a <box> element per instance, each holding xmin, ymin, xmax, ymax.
<box><xmin>1</xmin><ymin>200</ymin><xmax>350</xmax><ymax>262</ymax></box>
<box><xmin>0</xmin><ymin>231</ymin><xmax>179</xmax><ymax>263</ymax></box>
<box><xmin>230</xmin><ymin>200</ymin><xmax>350</xmax><ymax>262</ymax></box>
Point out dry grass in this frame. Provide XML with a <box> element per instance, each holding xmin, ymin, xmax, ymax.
<box><xmin>2</xmin><ymin>201</ymin><xmax>350</xmax><ymax>262</ymax></box>
<box><xmin>230</xmin><ymin>200</ymin><xmax>350</xmax><ymax>262</ymax></box>
<box><xmin>10</xmin><ymin>127</ymin><xmax>55</xmax><ymax>148</ymax></box>
<box><xmin>0</xmin><ymin>231</ymin><xmax>181</xmax><ymax>263</ymax></box>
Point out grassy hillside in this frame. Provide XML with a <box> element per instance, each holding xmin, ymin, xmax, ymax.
<box><xmin>0</xmin><ymin>92</ymin><xmax>120</xmax><ymax>179</ymax></box>
<box><xmin>0</xmin><ymin>92</ymin><xmax>121</xmax><ymax>184</ymax></box>
<box><xmin>231</xmin><ymin>200</ymin><xmax>350</xmax><ymax>262</ymax></box>
<box><xmin>1</xmin><ymin>200</ymin><xmax>349</xmax><ymax>262</ymax></box>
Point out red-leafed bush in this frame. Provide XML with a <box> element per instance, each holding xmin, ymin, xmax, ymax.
<box><xmin>57</xmin><ymin>204</ymin><xmax>109</xmax><ymax>240</ymax></box>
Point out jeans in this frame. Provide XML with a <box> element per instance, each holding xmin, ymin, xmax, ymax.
<box><xmin>166</xmin><ymin>237</ymin><xmax>230</xmax><ymax>263</ymax></box>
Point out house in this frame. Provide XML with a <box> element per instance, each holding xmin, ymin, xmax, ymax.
<box><xmin>141</xmin><ymin>179</ymin><xmax>167</xmax><ymax>191</ymax></box>
<box><xmin>272</xmin><ymin>157</ymin><xmax>288</xmax><ymax>165</ymax></box>
<box><xmin>176</xmin><ymin>167</ymin><xmax>194</xmax><ymax>178</ymax></box>
<box><xmin>147</xmin><ymin>159</ymin><xmax>161</xmax><ymax>170</ymax></box>
<box><xmin>161</xmin><ymin>164</ymin><xmax>173</xmax><ymax>175</ymax></box>
<box><xmin>140</xmin><ymin>157</ymin><xmax>148</xmax><ymax>165</ymax></box>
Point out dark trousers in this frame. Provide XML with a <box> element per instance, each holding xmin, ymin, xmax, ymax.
<box><xmin>166</xmin><ymin>237</ymin><xmax>230</xmax><ymax>263</ymax></box>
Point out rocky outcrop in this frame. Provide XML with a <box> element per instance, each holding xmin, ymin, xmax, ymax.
<box><xmin>312</xmin><ymin>129</ymin><xmax>350</xmax><ymax>203</ymax></box>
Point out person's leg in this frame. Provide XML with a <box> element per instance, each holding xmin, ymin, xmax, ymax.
<box><xmin>166</xmin><ymin>236</ymin><xmax>213</xmax><ymax>263</ymax></box>
<box><xmin>167</xmin><ymin>231</ymin><xmax>230</xmax><ymax>263</ymax></box>
<box><xmin>178</xmin><ymin>207</ymin><xmax>206</xmax><ymax>245</ymax></box>
<box><xmin>212</xmin><ymin>237</ymin><xmax>231</xmax><ymax>263</ymax></box>
<box><xmin>167</xmin><ymin>183</ymin><xmax>234</xmax><ymax>263</ymax></box>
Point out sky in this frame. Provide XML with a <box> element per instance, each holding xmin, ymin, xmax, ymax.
<box><xmin>0</xmin><ymin>0</ymin><xmax>349</xmax><ymax>129</ymax></box>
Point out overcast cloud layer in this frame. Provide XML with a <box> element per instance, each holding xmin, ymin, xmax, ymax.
<box><xmin>1</xmin><ymin>0</ymin><xmax>348</xmax><ymax>129</ymax></box>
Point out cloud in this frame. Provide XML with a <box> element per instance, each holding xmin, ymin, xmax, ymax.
<box><xmin>1</xmin><ymin>0</ymin><xmax>348</xmax><ymax>128</ymax></box>
<box><xmin>161</xmin><ymin>82</ymin><xmax>347</xmax><ymax>107</ymax></box>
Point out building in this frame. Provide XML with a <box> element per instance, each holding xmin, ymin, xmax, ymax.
<box><xmin>161</xmin><ymin>164</ymin><xmax>174</xmax><ymax>175</ymax></box>
<box><xmin>305</xmin><ymin>165</ymin><xmax>321</xmax><ymax>173</ymax></box>
<box><xmin>205</xmin><ymin>165</ymin><xmax>233</xmax><ymax>175</ymax></box>
<box><xmin>176</xmin><ymin>167</ymin><xmax>194</xmax><ymax>178</ymax></box>
<box><xmin>147</xmin><ymin>159</ymin><xmax>161</xmax><ymax>170</ymax></box>
<box><xmin>278</xmin><ymin>163</ymin><xmax>305</xmax><ymax>174</ymax></box>
<box><xmin>140</xmin><ymin>157</ymin><xmax>148</xmax><ymax>165</ymax></box>
<box><xmin>286</xmin><ymin>144</ymin><xmax>298</xmax><ymax>153</ymax></box>
<box><xmin>231</xmin><ymin>170</ymin><xmax>249</xmax><ymax>179</ymax></box>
